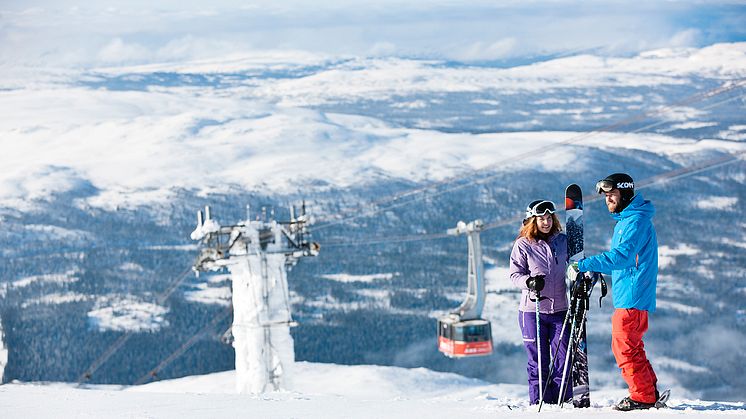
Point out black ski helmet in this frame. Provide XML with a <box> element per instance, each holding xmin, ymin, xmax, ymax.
<box><xmin>523</xmin><ymin>199</ymin><xmax>556</xmax><ymax>223</ymax></box>
<box><xmin>596</xmin><ymin>173</ymin><xmax>635</xmax><ymax>210</ymax></box>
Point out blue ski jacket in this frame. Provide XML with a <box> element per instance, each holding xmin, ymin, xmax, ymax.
<box><xmin>578</xmin><ymin>193</ymin><xmax>658</xmax><ymax>312</ymax></box>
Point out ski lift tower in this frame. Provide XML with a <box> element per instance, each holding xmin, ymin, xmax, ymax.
<box><xmin>190</xmin><ymin>203</ymin><xmax>319</xmax><ymax>394</ymax></box>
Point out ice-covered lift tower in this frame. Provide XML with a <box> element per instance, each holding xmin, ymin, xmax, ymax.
<box><xmin>190</xmin><ymin>204</ymin><xmax>319</xmax><ymax>394</ymax></box>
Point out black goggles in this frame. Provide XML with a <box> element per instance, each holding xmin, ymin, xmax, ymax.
<box><xmin>525</xmin><ymin>200</ymin><xmax>556</xmax><ymax>219</ymax></box>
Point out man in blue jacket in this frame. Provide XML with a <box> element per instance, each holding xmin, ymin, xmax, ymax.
<box><xmin>574</xmin><ymin>173</ymin><xmax>660</xmax><ymax>411</ymax></box>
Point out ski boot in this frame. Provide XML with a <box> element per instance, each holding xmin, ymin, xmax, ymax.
<box><xmin>613</xmin><ymin>397</ymin><xmax>655</xmax><ymax>411</ymax></box>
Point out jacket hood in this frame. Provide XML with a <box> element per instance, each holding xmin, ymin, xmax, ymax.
<box><xmin>612</xmin><ymin>193</ymin><xmax>655</xmax><ymax>221</ymax></box>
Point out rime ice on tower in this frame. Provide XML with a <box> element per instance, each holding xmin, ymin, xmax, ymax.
<box><xmin>191</xmin><ymin>204</ymin><xmax>319</xmax><ymax>394</ymax></box>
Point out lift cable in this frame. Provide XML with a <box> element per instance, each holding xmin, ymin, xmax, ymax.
<box><xmin>321</xmin><ymin>151</ymin><xmax>745</xmax><ymax>248</ymax></box>
<box><xmin>479</xmin><ymin>150</ymin><xmax>746</xmax><ymax>233</ymax></box>
<box><xmin>77</xmin><ymin>266</ymin><xmax>193</xmax><ymax>385</ymax></box>
<box><xmin>318</xmin><ymin>91</ymin><xmax>745</xmax><ymax>235</ymax></box>
<box><xmin>311</xmin><ymin>78</ymin><xmax>746</xmax><ymax>232</ymax></box>
<box><xmin>134</xmin><ymin>305</ymin><xmax>234</xmax><ymax>386</ymax></box>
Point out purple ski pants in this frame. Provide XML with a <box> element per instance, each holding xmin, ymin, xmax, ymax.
<box><xmin>519</xmin><ymin>310</ymin><xmax>572</xmax><ymax>404</ymax></box>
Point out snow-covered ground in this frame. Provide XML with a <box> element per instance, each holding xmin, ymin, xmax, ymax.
<box><xmin>1</xmin><ymin>362</ymin><xmax>744</xmax><ymax>418</ymax></box>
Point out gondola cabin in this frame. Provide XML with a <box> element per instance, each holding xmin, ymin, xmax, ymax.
<box><xmin>437</xmin><ymin>315</ymin><xmax>493</xmax><ymax>358</ymax></box>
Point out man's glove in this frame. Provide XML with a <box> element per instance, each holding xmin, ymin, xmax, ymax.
<box><xmin>566</xmin><ymin>262</ymin><xmax>581</xmax><ymax>283</ymax></box>
<box><xmin>526</xmin><ymin>275</ymin><xmax>545</xmax><ymax>292</ymax></box>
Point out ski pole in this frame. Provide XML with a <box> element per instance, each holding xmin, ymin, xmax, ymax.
<box><xmin>538</xmin><ymin>304</ymin><xmax>573</xmax><ymax>412</ymax></box>
<box><xmin>535</xmin><ymin>288</ymin><xmax>543</xmax><ymax>407</ymax></box>
<box><xmin>540</xmin><ymin>268</ymin><xmax>588</xmax><ymax>411</ymax></box>
<box><xmin>557</xmin><ymin>279</ymin><xmax>582</xmax><ymax>408</ymax></box>
<box><xmin>558</xmin><ymin>276</ymin><xmax>595</xmax><ymax>408</ymax></box>
<box><xmin>557</xmin><ymin>313</ymin><xmax>577</xmax><ymax>408</ymax></box>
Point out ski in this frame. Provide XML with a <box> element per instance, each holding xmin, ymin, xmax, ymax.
<box><xmin>564</xmin><ymin>184</ymin><xmax>591</xmax><ymax>408</ymax></box>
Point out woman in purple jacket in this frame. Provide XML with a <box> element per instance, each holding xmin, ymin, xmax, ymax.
<box><xmin>509</xmin><ymin>199</ymin><xmax>571</xmax><ymax>405</ymax></box>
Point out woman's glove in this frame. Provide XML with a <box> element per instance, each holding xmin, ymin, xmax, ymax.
<box><xmin>526</xmin><ymin>275</ymin><xmax>546</xmax><ymax>292</ymax></box>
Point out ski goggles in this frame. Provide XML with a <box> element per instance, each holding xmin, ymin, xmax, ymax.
<box><xmin>595</xmin><ymin>179</ymin><xmax>634</xmax><ymax>194</ymax></box>
<box><xmin>595</xmin><ymin>180</ymin><xmax>616</xmax><ymax>194</ymax></box>
<box><xmin>525</xmin><ymin>200</ymin><xmax>556</xmax><ymax>219</ymax></box>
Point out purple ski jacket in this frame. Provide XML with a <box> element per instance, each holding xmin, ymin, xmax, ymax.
<box><xmin>509</xmin><ymin>232</ymin><xmax>569</xmax><ymax>314</ymax></box>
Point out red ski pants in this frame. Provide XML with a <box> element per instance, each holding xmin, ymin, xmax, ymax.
<box><xmin>611</xmin><ymin>308</ymin><xmax>658</xmax><ymax>404</ymax></box>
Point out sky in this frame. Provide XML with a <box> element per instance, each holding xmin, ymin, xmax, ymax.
<box><xmin>1</xmin><ymin>0</ymin><xmax>745</xmax><ymax>67</ymax></box>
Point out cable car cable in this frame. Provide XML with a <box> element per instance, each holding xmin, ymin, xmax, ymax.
<box><xmin>311</xmin><ymin>79</ymin><xmax>746</xmax><ymax>232</ymax></box>
<box><xmin>77</xmin><ymin>266</ymin><xmax>193</xmax><ymax>385</ymax></box>
<box><xmin>134</xmin><ymin>305</ymin><xmax>233</xmax><ymax>385</ymax></box>
<box><xmin>320</xmin><ymin>151</ymin><xmax>745</xmax><ymax>248</ymax></box>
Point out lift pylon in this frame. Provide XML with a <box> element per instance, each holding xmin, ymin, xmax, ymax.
<box><xmin>191</xmin><ymin>203</ymin><xmax>319</xmax><ymax>393</ymax></box>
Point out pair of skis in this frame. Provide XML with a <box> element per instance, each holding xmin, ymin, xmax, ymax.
<box><xmin>558</xmin><ymin>184</ymin><xmax>605</xmax><ymax>408</ymax></box>
<box><xmin>537</xmin><ymin>184</ymin><xmax>602</xmax><ymax>411</ymax></box>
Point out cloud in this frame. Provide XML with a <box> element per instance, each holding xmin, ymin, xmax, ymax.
<box><xmin>669</xmin><ymin>28</ymin><xmax>701</xmax><ymax>47</ymax></box>
<box><xmin>97</xmin><ymin>38</ymin><xmax>151</xmax><ymax>64</ymax></box>
<box><xmin>453</xmin><ymin>38</ymin><xmax>518</xmax><ymax>61</ymax></box>
<box><xmin>369</xmin><ymin>42</ymin><xmax>398</xmax><ymax>57</ymax></box>
<box><xmin>0</xmin><ymin>1</ymin><xmax>744</xmax><ymax>67</ymax></box>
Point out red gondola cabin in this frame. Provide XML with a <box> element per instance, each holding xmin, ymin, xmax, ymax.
<box><xmin>437</xmin><ymin>316</ymin><xmax>493</xmax><ymax>358</ymax></box>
